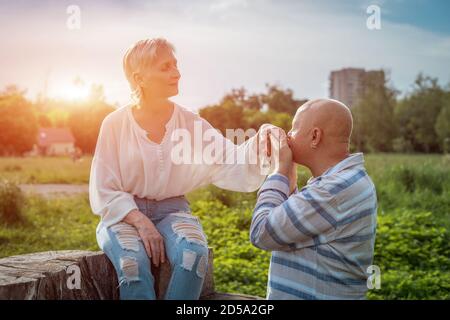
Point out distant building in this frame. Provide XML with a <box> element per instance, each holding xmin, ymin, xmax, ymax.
<box><xmin>329</xmin><ymin>68</ymin><xmax>385</xmax><ymax>108</ymax></box>
<box><xmin>30</xmin><ymin>128</ymin><xmax>76</xmax><ymax>156</ymax></box>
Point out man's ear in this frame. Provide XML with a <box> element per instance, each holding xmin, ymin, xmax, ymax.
<box><xmin>310</xmin><ymin>127</ymin><xmax>322</xmax><ymax>149</ymax></box>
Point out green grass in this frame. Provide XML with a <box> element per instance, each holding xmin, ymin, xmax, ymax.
<box><xmin>0</xmin><ymin>195</ymin><xmax>98</xmax><ymax>257</ymax></box>
<box><xmin>0</xmin><ymin>156</ymin><xmax>91</xmax><ymax>184</ymax></box>
<box><xmin>0</xmin><ymin>153</ymin><xmax>449</xmax><ymax>299</ymax></box>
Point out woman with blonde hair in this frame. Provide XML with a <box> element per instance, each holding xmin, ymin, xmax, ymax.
<box><xmin>89</xmin><ymin>38</ymin><xmax>274</xmax><ymax>299</ymax></box>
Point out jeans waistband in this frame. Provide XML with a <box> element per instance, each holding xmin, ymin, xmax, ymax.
<box><xmin>134</xmin><ymin>195</ymin><xmax>189</xmax><ymax>208</ymax></box>
<box><xmin>133</xmin><ymin>194</ymin><xmax>187</xmax><ymax>204</ymax></box>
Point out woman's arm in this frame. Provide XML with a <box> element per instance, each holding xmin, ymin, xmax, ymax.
<box><xmin>89</xmin><ymin>118</ymin><xmax>138</xmax><ymax>227</ymax></box>
<box><xmin>199</xmin><ymin>117</ymin><xmax>275</xmax><ymax>192</ymax></box>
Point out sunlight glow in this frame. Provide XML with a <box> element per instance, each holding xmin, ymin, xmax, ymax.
<box><xmin>60</xmin><ymin>84</ymin><xmax>89</xmax><ymax>101</ymax></box>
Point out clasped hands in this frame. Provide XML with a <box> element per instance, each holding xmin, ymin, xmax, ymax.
<box><xmin>256</xmin><ymin>124</ymin><xmax>297</xmax><ymax>194</ymax></box>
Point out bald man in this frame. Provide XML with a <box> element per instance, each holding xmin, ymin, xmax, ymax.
<box><xmin>250</xmin><ymin>99</ymin><xmax>378</xmax><ymax>300</ymax></box>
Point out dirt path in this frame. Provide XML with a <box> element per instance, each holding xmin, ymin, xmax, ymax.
<box><xmin>19</xmin><ymin>184</ymin><xmax>89</xmax><ymax>198</ymax></box>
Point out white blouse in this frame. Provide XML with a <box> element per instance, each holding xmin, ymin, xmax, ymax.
<box><xmin>89</xmin><ymin>102</ymin><xmax>268</xmax><ymax>230</ymax></box>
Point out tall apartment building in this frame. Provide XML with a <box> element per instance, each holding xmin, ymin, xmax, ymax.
<box><xmin>329</xmin><ymin>68</ymin><xmax>385</xmax><ymax>108</ymax></box>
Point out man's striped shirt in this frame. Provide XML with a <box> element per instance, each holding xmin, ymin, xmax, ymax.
<box><xmin>250</xmin><ymin>153</ymin><xmax>377</xmax><ymax>300</ymax></box>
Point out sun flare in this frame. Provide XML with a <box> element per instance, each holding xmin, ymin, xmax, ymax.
<box><xmin>61</xmin><ymin>84</ymin><xmax>89</xmax><ymax>101</ymax></box>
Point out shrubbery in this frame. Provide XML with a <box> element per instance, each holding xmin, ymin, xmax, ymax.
<box><xmin>192</xmin><ymin>199</ymin><xmax>270</xmax><ymax>297</ymax></box>
<box><xmin>368</xmin><ymin>210</ymin><xmax>450</xmax><ymax>299</ymax></box>
<box><xmin>0</xmin><ymin>180</ymin><xmax>25</xmax><ymax>225</ymax></box>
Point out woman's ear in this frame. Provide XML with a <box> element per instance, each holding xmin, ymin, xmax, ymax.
<box><xmin>310</xmin><ymin>127</ymin><xmax>322</xmax><ymax>149</ymax></box>
<box><xmin>133</xmin><ymin>72</ymin><xmax>144</xmax><ymax>88</ymax></box>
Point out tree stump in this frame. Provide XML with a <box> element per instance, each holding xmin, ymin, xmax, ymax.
<box><xmin>0</xmin><ymin>249</ymin><xmax>216</xmax><ymax>299</ymax></box>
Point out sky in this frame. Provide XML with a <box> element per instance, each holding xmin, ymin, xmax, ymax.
<box><xmin>0</xmin><ymin>0</ymin><xmax>449</xmax><ymax>110</ymax></box>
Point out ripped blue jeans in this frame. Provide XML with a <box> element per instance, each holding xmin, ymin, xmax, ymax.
<box><xmin>96</xmin><ymin>195</ymin><xmax>209</xmax><ymax>300</ymax></box>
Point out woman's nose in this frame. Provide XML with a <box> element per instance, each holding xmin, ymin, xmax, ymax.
<box><xmin>172</xmin><ymin>68</ymin><xmax>181</xmax><ymax>80</ymax></box>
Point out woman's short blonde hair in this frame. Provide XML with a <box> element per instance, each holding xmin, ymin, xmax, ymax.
<box><xmin>123</xmin><ymin>38</ymin><xmax>175</xmax><ymax>101</ymax></box>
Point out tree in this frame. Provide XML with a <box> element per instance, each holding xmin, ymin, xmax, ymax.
<box><xmin>0</xmin><ymin>85</ymin><xmax>38</xmax><ymax>156</ymax></box>
<box><xmin>395</xmin><ymin>74</ymin><xmax>444</xmax><ymax>153</ymax></box>
<box><xmin>352</xmin><ymin>71</ymin><xmax>397</xmax><ymax>152</ymax></box>
<box><xmin>435</xmin><ymin>91</ymin><xmax>450</xmax><ymax>153</ymax></box>
<box><xmin>67</xmin><ymin>100</ymin><xmax>115</xmax><ymax>154</ymax></box>
<box><xmin>37</xmin><ymin>113</ymin><xmax>52</xmax><ymax>127</ymax></box>
<box><xmin>262</xmin><ymin>84</ymin><xmax>306</xmax><ymax>116</ymax></box>
<box><xmin>200</xmin><ymin>99</ymin><xmax>246</xmax><ymax>135</ymax></box>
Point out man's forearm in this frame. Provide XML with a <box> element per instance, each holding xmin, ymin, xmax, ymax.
<box><xmin>250</xmin><ymin>173</ymin><xmax>291</xmax><ymax>251</ymax></box>
<box><xmin>276</xmin><ymin>165</ymin><xmax>297</xmax><ymax>194</ymax></box>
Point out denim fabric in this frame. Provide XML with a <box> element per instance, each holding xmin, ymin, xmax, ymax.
<box><xmin>96</xmin><ymin>195</ymin><xmax>209</xmax><ymax>300</ymax></box>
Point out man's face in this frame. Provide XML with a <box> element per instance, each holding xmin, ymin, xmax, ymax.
<box><xmin>287</xmin><ymin>106</ymin><xmax>311</xmax><ymax>165</ymax></box>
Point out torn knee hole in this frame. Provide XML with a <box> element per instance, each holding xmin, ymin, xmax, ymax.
<box><xmin>196</xmin><ymin>254</ymin><xmax>207</xmax><ymax>278</ymax></box>
<box><xmin>181</xmin><ymin>249</ymin><xmax>197</xmax><ymax>271</ymax></box>
<box><xmin>180</xmin><ymin>249</ymin><xmax>208</xmax><ymax>279</ymax></box>
<box><xmin>119</xmin><ymin>256</ymin><xmax>139</xmax><ymax>283</ymax></box>
<box><xmin>110</xmin><ymin>222</ymin><xmax>141</xmax><ymax>252</ymax></box>
<box><xmin>172</xmin><ymin>222</ymin><xmax>207</xmax><ymax>247</ymax></box>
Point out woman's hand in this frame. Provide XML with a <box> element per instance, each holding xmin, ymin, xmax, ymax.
<box><xmin>257</xmin><ymin>124</ymin><xmax>285</xmax><ymax>174</ymax></box>
<box><xmin>123</xmin><ymin>209</ymin><xmax>166</xmax><ymax>267</ymax></box>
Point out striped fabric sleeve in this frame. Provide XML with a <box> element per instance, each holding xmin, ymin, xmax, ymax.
<box><xmin>250</xmin><ymin>173</ymin><xmax>338</xmax><ymax>251</ymax></box>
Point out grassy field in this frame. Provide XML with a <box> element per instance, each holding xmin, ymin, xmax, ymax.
<box><xmin>0</xmin><ymin>156</ymin><xmax>91</xmax><ymax>184</ymax></box>
<box><xmin>0</xmin><ymin>153</ymin><xmax>449</xmax><ymax>299</ymax></box>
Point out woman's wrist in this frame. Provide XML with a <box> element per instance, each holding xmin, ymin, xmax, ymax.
<box><xmin>123</xmin><ymin>209</ymin><xmax>146</xmax><ymax>227</ymax></box>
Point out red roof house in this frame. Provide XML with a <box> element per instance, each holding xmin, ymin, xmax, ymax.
<box><xmin>33</xmin><ymin>128</ymin><xmax>76</xmax><ymax>156</ymax></box>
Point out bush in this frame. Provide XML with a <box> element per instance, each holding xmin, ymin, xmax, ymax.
<box><xmin>192</xmin><ymin>199</ymin><xmax>270</xmax><ymax>297</ymax></box>
<box><xmin>374</xmin><ymin>210</ymin><xmax>450</xmax><ymax>271</ymax></box>
<box><xmin>369</xmin><ymin>210</ymin><xmax>450</xmax><ymax>299</ymax></box>
<box><xmin>367</xmin><ymin>270</ymin><xmax>450</xmax><ymax>300</ymax></box>
<box><xmin>0</xmin><ymin>180</ymin><xmax>25</xmax><ymax>225</ymax></box>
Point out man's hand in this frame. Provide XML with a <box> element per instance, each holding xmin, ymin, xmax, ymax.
<box><xmin>123</xmin><ymin>209</ymin><xmax>166</xmax><ymax>267</ymax></box>
<box><xmin>268</xmin><ymin>127</ymin><xmax>293</xmax><ymax>176</ymax></box>
<box><xmin>269</xmin><ymin>131</ymin><xmax>297</xmax><ymax>194</ymax></box>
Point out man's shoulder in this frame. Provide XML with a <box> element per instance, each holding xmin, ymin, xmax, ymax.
<box><xmin>317</xmin><ymin>167</ymin><xmax>377</xmax><ymax>209</ymax></box>
<box><xmin>299</xmin><ymin>167</ymin><xmax>376</xmax><ymax>205</ymax></box>
<box><xmin>320</xmin><ymin>166</ymin><xmax>372</xmax><ymax>190</ymax></box>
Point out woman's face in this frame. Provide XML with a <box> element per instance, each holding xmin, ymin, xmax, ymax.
<box><xmin>137</xmin><ymin>48</ymin><xmax>181</xmax><ymax>99</ymax></box>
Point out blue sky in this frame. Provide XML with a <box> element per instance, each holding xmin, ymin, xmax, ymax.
<box><xmin>310</xmin><ymin>0</ymin><xmax>450</xmax><ymax>34</ymax></box>
<box><xmin>0</xmin><ymin>0</ymin><xmax>449</xmax><ymax>109</ymax></box>
<box><xmin>377</xmin><ymin>0</ymin><xmax>450</xmax><ymax>35</ymax></box>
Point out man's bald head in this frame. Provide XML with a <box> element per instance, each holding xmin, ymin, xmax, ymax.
<box><xmin>287</xmin><ymin>98</ymin><xmax>353</xmax><ymax>166</ymax></box>
<box><xmin>294</xmin><ymin>98</ymin><xmax>353</xmax><ymax>144</ymax></box>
